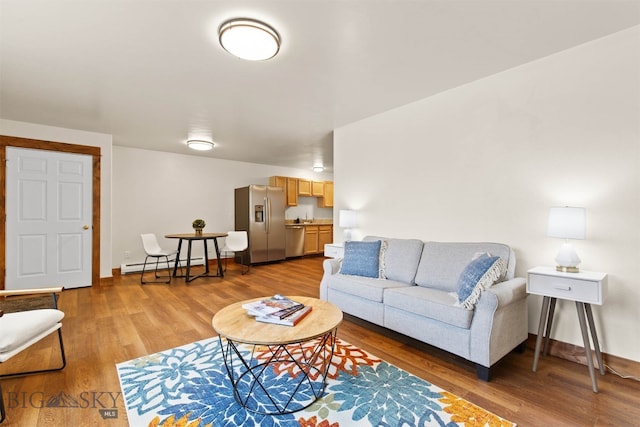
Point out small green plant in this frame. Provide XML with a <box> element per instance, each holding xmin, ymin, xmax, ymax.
<box><xmin>192</xmin><ymin>218</ymin><xmax>206</xmax><ymax>229</ymax></box>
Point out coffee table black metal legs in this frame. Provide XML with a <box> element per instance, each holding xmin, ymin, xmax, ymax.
<box><xmin>218</xmin><ymin>330</ymin><xmax>337</xmax><ymax>415</ymax></box>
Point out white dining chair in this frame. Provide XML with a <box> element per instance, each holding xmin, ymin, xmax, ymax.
<box><xmin>221</xmin><ymin>231</ymin><xmax>249</xmax><ymax>275</ymax></box>
<box><xmin>140</xmin><ymin>233</ymin><xmax>180</xmax><ymax>284</ymax></box>
<box><xmin>0</xmin><ymin>287</ymin><xmax>66</xmax><ymax>424</ymax></box>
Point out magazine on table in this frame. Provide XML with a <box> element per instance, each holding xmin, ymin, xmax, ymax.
<box><xmin>255</xmin><ymin>305</ymin><xmax>313</xmax><ymax>326</ymax></box>
<box><xmin>242</xmin><ymin>294</ymin><xmax>304</xmax><ymax>317</ymax></box>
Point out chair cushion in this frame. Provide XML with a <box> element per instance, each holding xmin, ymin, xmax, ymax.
<box><xmin>0</xmin><ymin>309</ymin><xmax>64</xmax><ymax>354</ymax></box>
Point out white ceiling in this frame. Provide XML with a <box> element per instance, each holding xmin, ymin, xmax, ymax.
<box><xmin>1</xmin><ymin>1</ymin><xmax>638</xmax><ymax>172</ymax></box>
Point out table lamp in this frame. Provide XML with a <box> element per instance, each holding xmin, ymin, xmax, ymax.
<box><xmin>547</xmin><ymin>206</ymin><xmax>585</xmax><ymax>273</ymax></box>
<box><xmin>339</xmin><ymin>210</ymin><xmax>357</xmax><ymax>241</ymax></box>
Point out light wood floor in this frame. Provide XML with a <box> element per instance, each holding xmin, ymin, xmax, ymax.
<box><xmin>1</xmin><ymin>257</ymin><xmax>638</xmax><ymax>426</ymax></box>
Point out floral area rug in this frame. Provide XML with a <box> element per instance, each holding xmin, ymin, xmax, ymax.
<box><xmin>116</xmin><ymin>337</ymin><xmax>515</xmax><ymax>427</ymax></box>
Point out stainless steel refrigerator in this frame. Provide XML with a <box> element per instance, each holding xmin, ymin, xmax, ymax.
<box><xmin>235</xmin><ymin>185</ymin><xmax>286</xmax><ymax>264</ymax></box>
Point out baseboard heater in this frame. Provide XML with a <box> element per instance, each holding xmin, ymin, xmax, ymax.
<box><xmin>120</xmin><ymin>257</ymin><xmax>207</xmax><ymax>274</ymax></box>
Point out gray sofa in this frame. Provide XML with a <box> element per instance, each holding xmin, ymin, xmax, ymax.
<box><xmin>319</xmin><ymin>237</ymin><xmax>528</xmax><ymax>380</ymax></box>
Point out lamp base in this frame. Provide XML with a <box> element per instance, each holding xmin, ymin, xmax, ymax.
<box><xmin>554</xmin><ymin>242</ymin><xmax>581</xmax><ymax>274</ymax></box>
<box><xmin>556</xmin><ymin>265</ymin><xmax>580</xmax><ymax>273</ymax></box>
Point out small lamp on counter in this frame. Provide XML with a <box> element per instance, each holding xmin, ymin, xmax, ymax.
<box><xmin>547</xmin><ymin>206</ymin><xmax>586</xmax><ymax>273</ymax></box>
<box><xmin>339</xmin><ymin>210</ymin><xmax>357</xmax><ymax>241</ymax></box>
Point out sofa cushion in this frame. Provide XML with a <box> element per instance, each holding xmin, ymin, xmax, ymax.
<box><xmin>324</xmin><ymin>272</ymin><xmax>410</xmax><ymax>303</ymax></box>
<box><xmin>414</xmin><ymin>242</ymin><xmax>512</xmax><ymax>292</ymax></box>
<box><xmin>384</xmin><ymin>286</ymin><xmax>474</xmax><ymax>329</ymax></box>
<box><xmin>364</xmin><ymin>236</ymin><xmax>424</xmax><ymax>284</ymax></box>
<box><xmin>339</xmin><ymin>240</ymin><xmax>383</xmax><ymax>278</ymax></box>
<box><xmin>455</xmin><ymin>254</ymin><xmax>506</xmax><ymax>310</ymax></box>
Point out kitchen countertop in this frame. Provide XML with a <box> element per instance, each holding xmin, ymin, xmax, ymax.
<box><xmin>285</xmin><ymin>220</ymin><xmax>333</xmax><ymax>226</ymax></box>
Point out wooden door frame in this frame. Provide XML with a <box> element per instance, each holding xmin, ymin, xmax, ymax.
<box><xmin>0</xmin><ymin>135</ymin><xmax>101</xmax><ymax>290</ymax></box>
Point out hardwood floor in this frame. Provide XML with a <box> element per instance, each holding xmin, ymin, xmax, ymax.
<box><xmin>1</xmin><ymin>257</ymin><xmax>638</xmax><ymax>426</ymax></box>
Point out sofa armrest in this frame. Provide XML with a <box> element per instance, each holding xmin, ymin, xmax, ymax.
<box><xmin>471</xmin><ymin>277</ymin><xmax>528</xmax><ymax>367</ymax></box>
<box><xmin>323</xmin><ymin>258</ymin><xmax>342</xmax><ymax>275</ymax></box>
<box><xmin>320</xmin><ymin>258</ymin><xmax>342</xmax><ymax>301</ymax></box>
<box><xmin>484</xmin><ymin>277</ymin><xmax>527</xmax><ymax>306</ymax></box>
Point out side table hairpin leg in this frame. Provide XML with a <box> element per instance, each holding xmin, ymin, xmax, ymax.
<box><xmin>532</xmin><ymin>296</ymin><xmax>552</xmax><ymax>373</ymax></box>
<box><xmin>533</xmin><ymin>297</ymin><xmax>605</xmax><ymax>393</ymax></box>
<box><xmin>576</xmin><ymin>302</ymin><xmax>605</xmax><ymax>393</ymax></box>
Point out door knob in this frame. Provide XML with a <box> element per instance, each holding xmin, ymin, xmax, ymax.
<box><xmin>83</xmin><ymin>225</ymin><xmax>90</xmax><ymax>230</ymax></box>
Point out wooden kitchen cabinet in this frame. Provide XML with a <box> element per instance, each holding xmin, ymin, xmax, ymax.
<box><xmin>285</xmin><ymin>177</ymin><xmax>298</xmax><ymax>206</ymax></box>
<box><xmin>312</xmin><ymin>181</ymin><xmax>325</xmax><ymax>197</ymax></box>
<box><xmin>304</xmin><ymin>224</ymin><xmax>333</xmax><ymax>255</ymax></box>
<box><xmin>270</xmin><ymin>176</ymin><xmax>332</xmax><ymax>207</ymax></box>
<box><xmin>269</xmin><ymin>176</ymin><xmax>298</xmax><ymax>206</ymax></box>
<box><xmin>269</xmin><ymin>176</ymin><xmax>286</xmax><ymax>188</ymax></box>
<box><xmin>304</xmin><ymin>225</ymin><xmax>319</xmax><ymax>255</ymax></box>
<box><xmin>298</xmin><ymin>179</ymin><xmax>312</xmax><ymax>196</ymax></box>
<box><xmin>318</xmin><ymin>225</ymin><xmax>333</xmax><ymax>249</ymax></box>
<box><xmin>317</xmin><ymin>181</ymin><xmax>333</xmax><ymax>208</ymax></box>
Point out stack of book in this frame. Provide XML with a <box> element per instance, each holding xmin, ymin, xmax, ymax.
<box><xmin>242</xmin><ymin>294</ymin><xmax>312</xmax><ymax>326</ymax></box>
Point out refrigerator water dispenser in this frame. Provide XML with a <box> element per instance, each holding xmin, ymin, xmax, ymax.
<box><xmin>255</xmin><ymin>205</ymin><xmax>264</xmax><ymax>222</ymax></box>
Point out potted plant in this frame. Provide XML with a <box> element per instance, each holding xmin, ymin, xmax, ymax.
<box><xmin>192</xmin><ymin>218</ymin><xmax>206</xmax><ymax>235</ymax></box>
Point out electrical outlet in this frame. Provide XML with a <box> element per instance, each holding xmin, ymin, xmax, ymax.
<box><xmin>124</xmin><ymin>251</ymin><xmax>131</xmax><ymax>260</ymax></box>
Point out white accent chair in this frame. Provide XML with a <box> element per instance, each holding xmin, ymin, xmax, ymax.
<box><xmin>221</xmin><ymin>231</ymin><xmax>249</xmax><ymax>275</ymax></box>
<box><xmin>0</xmin><ymin>287</ymin><xmax>66</xmax><ymax>424</ymax></box>
<box><xmin>140</xmin><ymin>233</ymin><xmax>180</xmax><ymax>284</ymax></box>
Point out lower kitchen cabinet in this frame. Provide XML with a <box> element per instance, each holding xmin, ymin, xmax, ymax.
<box><xmin>304</xmin><ymin>225</ymin><xmax>333</xmax><ymax>255</ymax></box>
<box><xmin>318</xmin><ymin>225</ymin><xmax>332</xmax><ymax>250</ymax></box>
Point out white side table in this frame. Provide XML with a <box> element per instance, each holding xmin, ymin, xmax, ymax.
<box><xmin>527</xmin><ymin>266</ymin><xmax>607</xmax><ymax>392</ymax></box>
<box><xmin>323</xmin><ymin>243</ymin><xmax>344</xmax><ymax>258</ymax></box>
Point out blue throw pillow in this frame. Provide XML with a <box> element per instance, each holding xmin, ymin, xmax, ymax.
<box><xmin>339</xmin><ymin>240</ymin><xmax>383</xmax><ymax>278</ymax></box>
<box><xmin>455</xmin><ymin>254</ymin><xmax>505</xmax><ymax>310</ymax></box>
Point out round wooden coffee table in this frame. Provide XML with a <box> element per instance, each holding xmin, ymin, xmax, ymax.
<box><xmin>212</xmin><ymin>296</ymin><xmax>343</xmax><ymax>415</ymax></box>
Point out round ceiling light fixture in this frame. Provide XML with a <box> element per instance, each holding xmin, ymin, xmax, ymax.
<box><xmin>219</xmin><ymin>18</ymin><xmax>280</xmax><ymax>61</ymax></box>
<box><xmin>187</xmin><ymin>139</ymin><xmax>214</xmax><ymax>151</ymax></box>
<box><xmin>313</xmin><ymin>165</ymin><xmax>324</xmax><ymax>172</ymax></box>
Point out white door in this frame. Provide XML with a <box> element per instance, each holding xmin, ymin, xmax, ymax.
<box><xmin>5</xmin><ymin>147</ymin><xmax>93</xmax><ymax>289</ymax></box>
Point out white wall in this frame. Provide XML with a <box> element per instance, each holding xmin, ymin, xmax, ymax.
<box><xmin>112</xmin><ymin>146</ymin><xmax>332</xmax><ymax>266</ymax></box>
<box><xmin>0</xmin><ymin>119</ymin><xmax>114</xmax><ymax>279</ymax></box>
<box><xmin>334</xmin><ymin>27</ymin><xmax>639</xmax><ymax>362</ymax></box>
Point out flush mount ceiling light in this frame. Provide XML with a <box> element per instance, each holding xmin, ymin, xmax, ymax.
<box><xmin>313</xmin><ymin>165</ymin><xmax>324</xmax><ymax>172</ymax></box>
<box><xmin>187</xmin><ymin>139</ymin><xmax>214</xmax><ymax>151</ymax></box>
<box><xmin>219</xmin><ymin>18</ymin><xmax>280</xmax><ymax>61</ymax></box>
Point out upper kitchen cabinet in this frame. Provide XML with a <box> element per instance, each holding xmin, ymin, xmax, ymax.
<box><xmin>269</xmin><ymin>176</ymin><xmax>286</xmax><ymax>188</ymax></box>
<box><xmin>269</xmin><ymin>176</ymin><xmax>298</xmax><ymax>206</ymax></box>
<box><xmin>298</xmin><ymin>179</ymin><xmax>312</xmax><ymax>196</ymax></box>
<box><xmin>317</xmin><ymin>181</ymin><xmax>333</xmax><ymax>208</ymax></box>
<box><xmin>312</xmin><ymin>181</ymin><xmax>324</xmax><ymax>197</ymax></box>
<box><xmin>270</xmin><ymin>176</ymin><xmax>333</xmax><ymax>207</ymax></box>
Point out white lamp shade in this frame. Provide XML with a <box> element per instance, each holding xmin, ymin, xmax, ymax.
<box><xmin>339</xmin><ymin>210</ymin><xmax>357</xmax><ymax>228</ymax></box>
<box><xmin>547</xmin><ymin>207</ymin><xmax>585</xmax><ymax>240</ymax></box>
